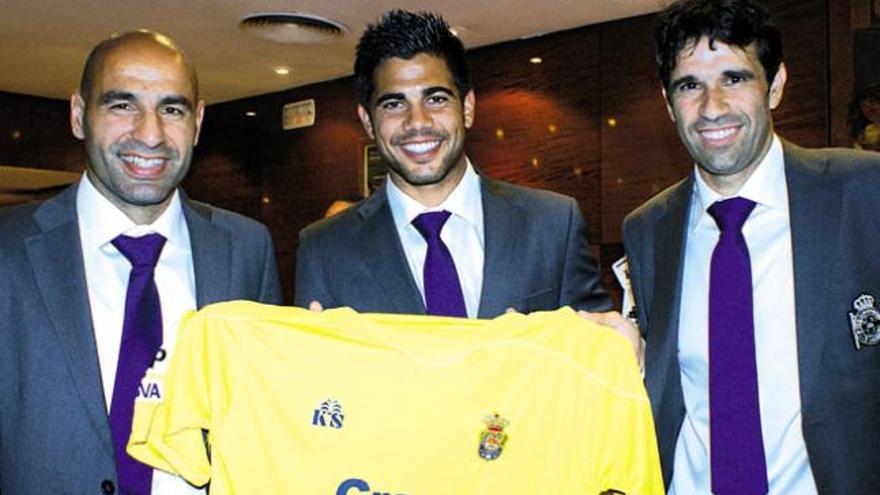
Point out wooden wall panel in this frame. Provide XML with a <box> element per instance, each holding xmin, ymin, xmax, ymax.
<box><xmin>255</xmin><ymin>77</ymin><xmax>363</xmax><ymax>301</ymax></box>
<box><xmin>0</xmin><ymin>0</ymin><xmax>846</xmax><ymax>307</ymax></box>
<box><xmin>0</xmin><ymin>92</ymin><xmax>83</xmax><ymax>171</ymax></box>
<box><xmin>769</xmin><ymin>0</ymin><xmax>828</xmax><ymax>147</ymax></box>
<box><xmin>468</xmin><ymin>28</ymin><xmax>603</xmax><ymax>245</ymax></box>
<box><xmin>599</xmin><ymin>14</ymin><xmax>692</xmax><ymax>245</ymax></box>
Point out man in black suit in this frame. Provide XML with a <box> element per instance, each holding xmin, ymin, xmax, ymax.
<box><xmin>295</xmin><ymin>10</ymin><xmax>612</xmax><ymax>318</ymax></box>
<box><xmin>624</xmin><ymin>0</ymin><xmax>880</xmax><ymax>492</ymax></box>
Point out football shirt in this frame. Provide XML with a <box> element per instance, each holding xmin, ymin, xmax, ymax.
<box><xmin>129</xmin><ymin>302</ymin><xmax>662</xmax><ymax>494</ymax></box>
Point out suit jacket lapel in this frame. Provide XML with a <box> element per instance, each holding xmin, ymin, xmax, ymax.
<box><xmin>645</xmin><ymin>178</ymin><xmax>691</xmax><ymax>407</ymax></box>
<box><xmin>27</xmin><ymin>184</ymin><xmax>114</xmax><ymax>458</ymax></box>
<box><xmin>183</xmin><ymin>195</ymin><xmax>232</xmax><ymax>308</ymax></box>
<box><xmin>355</xmin><ymin>187</ymin><xmax>426</xmax><ymax>314</ymax></box>
<box><xmin>783</xmin><ymin>142</ymin><xmax>838</xmax><ymax>413</ymax></box>
<box><xmin>478</xmin><ymin>178</ymin><xmax>526</xmax><ymax>317</ymax></box>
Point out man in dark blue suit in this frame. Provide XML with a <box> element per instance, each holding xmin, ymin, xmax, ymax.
<box><xmin>624</xmin><ymin>0</ymin><xmax>880</xmax><ymax>492</ymax></box>
<box><xmin>0</xmin><ymin>30</ymin><xmax>281</xmax><ymax>494</ymax></box>
<box><xmin>295</xmin><ymin>10</ymin><xmax>612</xmax><ymax>318</ymax></box>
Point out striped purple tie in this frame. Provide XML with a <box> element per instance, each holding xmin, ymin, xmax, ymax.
<box><xmin>412</xmin><ymin>211</ymin><xmax>467</xmax><ymax>317</ymax></box>
<box><xmin>707</xmin><ymin>197</ymin><xmax>768</xmax><ymax>495</ymax></box>
<box><xmin>109</xmin><ymin>233</ymin><xmax>166</xmax><ymax>495</ymax></box>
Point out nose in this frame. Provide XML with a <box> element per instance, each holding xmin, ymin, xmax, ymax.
<box><xmin>700</xmin><ymin>86</ymin><xmax>730</xmax><ymax>121</ymax></box>
<box><xmin>131</xmin><ymin>110</ymin><xmax>165</xmax><ymax>148</ymax></box>
<box><xmin>403</xmin><ymin>102</ymin><xmax>433</xmax><ymax>131</ymax></box>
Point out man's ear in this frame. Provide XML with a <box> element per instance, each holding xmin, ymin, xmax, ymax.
<box><xmin>193</xmin><ymin>99</ymin><xmax>206</xmax><ymax>145</ymax></box>
<box><xmin>463</xmin><ymin>90</ymin><xmax>475</xmax><ymax>129</ymax></box>
<box><xmin>661</xmin><ymin>86</ymin><xmax>676</xmax><ymax>123</ymax></box>
<box><xmin>357</xmin><ymin>104</ymin><xmax>375</xmax><ymax>139</ymax></box>
<box><xmin>768</xmin><ymin>62</ymin><xmax>787</xmax><ymax>110</ymax></box>
<box><xmin>70</xmin><ymin>92</ymin><xmax>86</xmax><ymax>140</ymax></box>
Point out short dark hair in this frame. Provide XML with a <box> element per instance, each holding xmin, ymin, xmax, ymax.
<box><xmin>354</xmin><ymin>9</ymin><xmax>471</xmax><ymax>108</ymax></box>
<box><xmin>654</xmin><ymin>0</ymin><xmax>783</xmax><ymax>94</ymax></box>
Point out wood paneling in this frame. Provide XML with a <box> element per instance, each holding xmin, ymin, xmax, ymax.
<box><xmin>0</xmin><ymin>0</ymin><xmax>855</xmax><ymax>306</ymax></box>
<box><xmin>0</xmin><ymin>92</ymin><xmax>83</xmax><ymax>171</ymax></box>
<box><xmin>468</xmin><ymin>28</ymin><xmax>603</xmax><ymax>243</ymax></box>
<box><xmin>599</xmin><ymin>14</ymin><xmax>692</xmax><ymax>244</ymax></box>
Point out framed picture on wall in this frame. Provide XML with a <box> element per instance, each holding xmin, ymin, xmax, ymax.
<box><xmin>363</xmin><ymin>144</ymin><xmax>387</xmax><ymax>195</ymax></box>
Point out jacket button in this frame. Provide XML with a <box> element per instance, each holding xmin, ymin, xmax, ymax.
<box><xmin>100</xmin><ymin>479</ymin><xmax>115</xmax><ymax>494</ymax></box>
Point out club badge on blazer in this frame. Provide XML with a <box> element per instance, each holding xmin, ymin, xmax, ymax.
<box><xmin>849</xmin><ymin>294</ymin><xmax>880</xmax><ymax>350</ymax></box>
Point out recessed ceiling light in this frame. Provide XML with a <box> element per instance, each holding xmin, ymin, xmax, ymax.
<box><xmin>245</xmin><ymin>111</ymin><xmax>257</xmax><ymax>117</ymax></box>
<box><xmin>274</xmin><ymin>66</ymin><xmax>291</xmax><ymax>75</ymax></box>
<box><xmin>530</xmin><ymin>57</ymin><xmax>543</xmax><ymax>65</ymax></box>
<box><xmin>240</xmin><ymin>12</ymin><xmax>348</xmax><ymax>44</ymax></box>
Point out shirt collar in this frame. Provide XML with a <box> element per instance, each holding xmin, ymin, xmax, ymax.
<box><xmin>76</xmin><ymin>172</ymin><xmax>188</xmax><ymax>251</ymax></box>
<box><xmin>386</xmin><ymin>158</ymin><xmax>483</xmax><ymax>231</ymax></box>
<box><xmin>692</xmin><ymin>134</ymin><xmax>788</xmax><ymax>228</ymax></box>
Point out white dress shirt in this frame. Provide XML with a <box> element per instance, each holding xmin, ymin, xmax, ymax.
<box><xmin>77</xmin><ymin>174</ymin><xmax>202</xmax><ymax>494</ymax></box>
<box><xmin>670</xmin><ymin>136</ymin><xmax>817</xmax><ymax>494</ymax></box>
<box><xmin>385</xmin><ymin>160</ymin><xmax>485</xmax><ymax>318</ymax></box>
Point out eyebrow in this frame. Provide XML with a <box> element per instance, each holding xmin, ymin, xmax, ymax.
<box><xmin>99</xmin><ymin>90</ymin><xmax>136</xmax><ymax>105</ymax></box>
<box><xmin>159</xmin><ymin>95</ymin><xmax>194</xmax><ymax>110</ymax></box>
<box><xmin>98</xmin><ymin>91</ymin><xmax>193</xmax><ymax>110</ymax></box>
<box><xmin>670</xmin><ymin>75</ymin><xmax>697</xmax><ymax>90</ymax></box>
<box><xmin>373</xmin><ymin>86</ymin><xmax>457</xmax><ymax>107</ymax></box>
<box><xmin>422</xmin><ymin>86</ymin><xmax>455</xmax><ymax>98</ymax></box>
<box><xmin>722</xmin><ymin>69</ymin><xmax>757</xmax><ymax>81</ymax></box>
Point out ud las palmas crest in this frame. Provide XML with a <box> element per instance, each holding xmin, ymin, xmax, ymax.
<box><xmin>849</xmin><ymin>294</ymin><xmax>880</xmax><ymax>350</ymax></box>
<box><xmin>478</xmin><ymin>412</ymin><xmax>509</xmax><ymax>461</ymax></box>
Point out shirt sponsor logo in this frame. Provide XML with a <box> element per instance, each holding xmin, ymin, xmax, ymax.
<box><xmin>312</xmin><ymin>399</ymin><xmax>344</xmax><ymax>429</ymax></box>
<box><xmin>136</xmin><ymin>375</ymin><xmax>163</xmax><ymax>402</ymax></box>
<box><xmin>336</xmin><ymin>478</ymin><xmax>406</xmax><ymax>495</ymax></box>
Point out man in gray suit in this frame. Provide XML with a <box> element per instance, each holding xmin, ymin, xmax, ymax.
<box><xmin>295</xmin><ymin>10</ymin><xmax>611</xmax><ymax>318</ymax></box>
<box><xmin>624</xmin><ymin>0</ymin><xmax>880</xmax><ymax>493</ymax></box>
<box><xmin>0</xmin><ymin>31</ymin><xmax>281</xmax><ymax>494</ymax></box>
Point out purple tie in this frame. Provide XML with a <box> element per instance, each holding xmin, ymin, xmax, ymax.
<box><xmin>412</xmin><ymin>211</ymin><xmax>467</xmax><ymax>317</ymax></box>
<box><xmin>109</xmin><ymin>233</ymin><xmax>166</xmax><ymax>495</ymax></box>
<box><xmin>708</xmin><ymin>198</ymin><xmax>768</xmax><ymax>495</ymax></box>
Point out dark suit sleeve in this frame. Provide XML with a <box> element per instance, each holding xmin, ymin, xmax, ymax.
<box><xmin>293</xmin><ymin>227</ymin><xmax>333</xmax><ymax>308</ymax></box>
<box><xmin>257</xmin><ymin>225</ymin><xmax>282</xmax><ymax>305</ymax></box>
<box><xmin>560</xmin><ymin>197</ymin><xmax>613</xmax><ymax>312</ymax></box>
<box><xmin>622</xmin><ymin>214</ymin><xmax>648</xmax><ymax>338</ymax></box>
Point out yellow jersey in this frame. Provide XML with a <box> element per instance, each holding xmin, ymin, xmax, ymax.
<box><xmin>129</xmin><ymin>301</ymin><xmax>662</xmax><ymax>494</ymax></box>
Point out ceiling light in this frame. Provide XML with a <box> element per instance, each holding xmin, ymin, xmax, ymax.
<box><xmin>245</xmin><ymin>111</ymin><xmax>257</xmax><ymax>117</ymax></box>
<box><xmin>530</xmin><ymin>57</ymin><xmax>543</xmax><ymax>64</ymax></box>
<box><xmin>240</xmin><ymin>12</ymin><xmax>348</xmax><ymax>44</ymax></box>
<box><xmin>274</xmin><ymin>67</ymin><xmax>290</xmax><ymax>75</ymax></box>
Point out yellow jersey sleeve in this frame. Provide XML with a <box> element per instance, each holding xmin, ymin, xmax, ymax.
<box><xmin>128</xmin><ymin>309</ymin><xmax>215</xmax><ymax>487</ymax></box>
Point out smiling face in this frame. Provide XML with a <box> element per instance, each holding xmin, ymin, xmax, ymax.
<box><xmin>358</xmin><ymin>53</ymin><xmax>474</xmax><ymax>206</ymax></box>
<box><xmin>663</xmin><ymin>37</ymin><xmax>786</xmax><ymax>195</ymax></box>
<box><xmin>71</xmin><ymin>37</ymin><xmax>204</xmax><ymax>224</ymax></box>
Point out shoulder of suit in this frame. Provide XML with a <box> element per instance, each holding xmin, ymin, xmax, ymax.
<box><xmin>184</xmin><ymin>199</ymin><xmax>271</xmax><ymax>237</ymax></box>
<box><xmin>0</xmin><ymin>200</ymin><xmax>42</xmax><ymax>239</ymax></box>
<box><xmin>482</xmin><ymin>176</ymin><xmax>577</xmax><ymax>210</ymax></box>
<box><xmin>299</xmin><ymin>199</ymin><xmax>368</xmax><ymax>243</ymax></box>
<box><xmin>624</xmin><ymin>176</ymin><xmax>690</xmax><ymax>228</ymax></box>
<box><xmin>783</xmin><ymin>140</ymin><xmax>880</xmax><ymax>180</ymax></box>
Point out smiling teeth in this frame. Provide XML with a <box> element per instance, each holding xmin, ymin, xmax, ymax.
<box><xmin>701</xmin><ymin>128</ymin><xmax>737</xmax><ymax>140</ymax></box>
<box><xmin>121</xmin><ymin>155</ymin><xmax>164</xmax><ymax>169</ymax></box>
<box><xmin>402</xmin><ymin>141</ymin><xmax>440</xmax><ymax>154</ymax></box>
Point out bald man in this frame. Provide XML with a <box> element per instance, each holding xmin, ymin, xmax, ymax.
<box><xmin>0</xmin><ymin>30</ymin><xmax>281</xmax><ymax>494</ymax></box>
